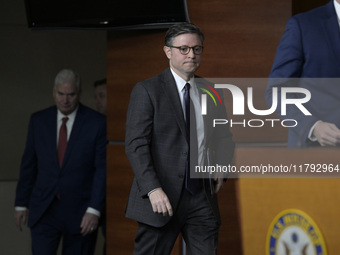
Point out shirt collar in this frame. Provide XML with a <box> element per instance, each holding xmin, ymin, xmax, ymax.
<box><xmin>57</xmin><ymin>106</ymin><xmax>78</xmax><ymax>123</ymax></box>
<box><xmin>170</xmin><ymin>68</ymin><xmax>196</xmax><ymax>92</ymax></box>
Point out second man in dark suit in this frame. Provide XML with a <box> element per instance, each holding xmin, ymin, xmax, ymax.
<box><xmin>14</xmin><ymin>69</ymin><xmax>107</xmax><ymax>254</ymax></box>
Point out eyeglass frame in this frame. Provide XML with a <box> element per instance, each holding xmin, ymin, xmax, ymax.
<box><xmin>166</xmin><ymin>45</ymin><xmax>204</xmax><ymax>55</ymax></box>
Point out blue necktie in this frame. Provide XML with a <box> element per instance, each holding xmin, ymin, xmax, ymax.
<box><xmin>184</xmin><ymin>83</ymin><xmax>200</xmax><ymax>195</ymax></box>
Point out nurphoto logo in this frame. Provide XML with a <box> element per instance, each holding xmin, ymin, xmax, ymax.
<box><xmin>198</xmin><ymin>78</ymin><xmax>313</xmax><ymax>128</ymax></box>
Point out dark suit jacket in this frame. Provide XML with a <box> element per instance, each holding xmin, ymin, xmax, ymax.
<box><xmin>266</xmin><ymin>1</ymin><xmax>340</xmax><ymax>147</ymax></box>
<box><xmin>125</xmin><ymin>68</ymin><xmax>234</xmax><ymax>228</ymax></box>
<box><xmin>15</xmin><ymin>104</ymin><xmax>107</xmax><ymax>233</ymax></box>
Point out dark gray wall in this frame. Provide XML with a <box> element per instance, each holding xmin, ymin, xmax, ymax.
<box><xmin>0</xmin><ymin>0</ymin><xmax>107</xmax><ymax>253</ymax></box>
<box><xmin>0</xmin><ymin>1</ymin><xmax>107</xmax><ymax>180</ymax></box>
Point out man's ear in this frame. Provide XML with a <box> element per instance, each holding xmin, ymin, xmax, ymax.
<box><xmin>163</xmin><ymin>46</ymin><xmax>172</xmax><ymax>59</ymax></box>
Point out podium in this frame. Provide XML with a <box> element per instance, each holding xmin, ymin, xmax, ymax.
<box><xmin>234</xmin><ymin>147</ymin><xmax>340</xmax><ymax>255</ymax></box>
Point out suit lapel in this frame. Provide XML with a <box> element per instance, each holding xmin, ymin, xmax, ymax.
<box><xmin>161</xmin><ymin>69</ymin><xmax>188</xmax><ymax>141</ymax></box>
<box><xmin>323</xmin><ymin>1</ymin><xmax>340</xmax><ymax>71</ymax></box>
<box><xmin>48</xmin><ymin>107</ymin><xmax>59</xmax><ymax>166</ymax></box>
<box><xmin>197</xmin><ymin>81</ymin><xmax>215</xmax><ymax>144</ymax></box>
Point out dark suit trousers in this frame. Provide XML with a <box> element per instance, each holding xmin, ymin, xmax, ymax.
<box><xmin>133</xmin><ymin>188</ymin><xmax>220</xmax><ymax>255</ymax></box>
<box><xmin>30</xmin><ymin>198</ymin><xmax>97</xmax><ymax>255</ymax></box>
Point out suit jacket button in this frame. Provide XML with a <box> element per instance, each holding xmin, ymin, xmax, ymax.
<box><xmin>178</xmin><ymin>174</ymin><xmax>184</xmax><ymax>178</ymax></box>
<box><xmin>183</xmin><ymin>152</ymin><xmax>188</xmax><ymax>156</ymax></box>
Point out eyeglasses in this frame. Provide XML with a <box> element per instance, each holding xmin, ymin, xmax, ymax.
<box><xmin>167</xmin><ymin>45</ymin><xmax>204</xmax><ymax>55</ymax></box>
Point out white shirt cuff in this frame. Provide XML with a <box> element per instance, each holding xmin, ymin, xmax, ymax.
<box><xmin>308</xmin><ymin>120</ymin><xmax>322</xmax><ymax>142</ymax></box>
<box><xmin>148</xmin><ymin>187</ymin><xmax>161</xmax><ymax>197</ymax></box>
<box><xmin>86</xmin><ymin>207</ymin><xmax>101</xmax><ymax>217</ymax></box>
<box><xmin>15</xmin><ymin>206</ymin><xmax>28</xmax><ymax>211</ymax></box>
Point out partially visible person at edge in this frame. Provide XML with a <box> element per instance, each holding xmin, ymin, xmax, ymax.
<box><xmin>14</xmin><ymin>69</ymin><xmax>107</xmax><ymax>254</ymax></box>
<box><xmin>94</xmin><ymin>78</ymin><xmax>107</xmax><ymax>115</ymax></box>
<box><xmin>94</xmin><ymin>77</ymin><xmax>107</xmax><ymax>255</ymax></box>
<box><xmin>266</xmin><ymin>0</ymin><xmax>340</xmax><ymax>147</ymax></box>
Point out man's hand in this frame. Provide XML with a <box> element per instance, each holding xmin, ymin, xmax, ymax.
<box><xmin>14</xmin><ymin>210</ymin><xmax>28</xmax><ymax>232</ymax></box>
<box><xmin>80</xmin><ymin>212</ymin><xmax>99</xmax><ymax>236</ymax></box>
<box><xmin>213</xmin><ymin>171</ymin><xmax>225</xmax><ymax>193</ymax></box>
<box><xmin>149</xmin><ymin>188</ymin><xmax>173</xmax><ymax>216</ymax></box>
<box><xmin>313</xmin><ymin>121</ymin><xmax>340</xmax><ymax>146</ymax></box>
<box><xmin>213</xmin><ymin>177</ymin><xmax>224</xmax><ymax>193</ymax></box>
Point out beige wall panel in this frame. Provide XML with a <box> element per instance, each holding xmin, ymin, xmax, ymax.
<box><xmin>235</xmin><ymin>147</ymin><xmax>340</xmax><ymax>255</ymax></box>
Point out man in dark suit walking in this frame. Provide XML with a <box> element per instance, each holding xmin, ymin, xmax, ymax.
<box><xmin>125</xmin><ymin>23</ymin><xmax>235</xmax><ymax>254</ymax></box>
<box><xmin>14</xmin><ymin>69</ymin><xmax>107</xmax><ymax>254</ymax></box>
<box><xmin>266</xmin><ymin>0</ymin><xmax>340</xmax><ymax>147</ymax></box>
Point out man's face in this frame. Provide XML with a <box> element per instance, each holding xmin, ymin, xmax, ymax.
<box><xmin>53</xmin><ymin>82</ymin><xmax>80</xmax><ymax>115</ymax></box>
<box><xmin>164</xmin><ymin>33</ymin><xmax>202</xmax><ymax>81</ymax></box>
<box><xmin>95</xmin><ymin>84</ymin><xmax>107</xmax><ymax>115</ymax></box>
